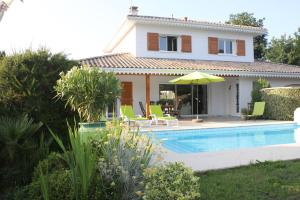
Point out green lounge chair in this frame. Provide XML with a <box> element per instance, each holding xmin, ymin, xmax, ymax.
<box><xmin>149</xmin><ymin>105</ymin><xmax>179</xmax><ymax>127</ymax></box>
<box><xmin>247</xmin><ymin>102</ymin><xmax>265</xmax><ymax>119</ymax></box>
<box><xmin>120</xmin><ymin>105</ymin><xmax>152</xmax><ymax>127</ymax></box>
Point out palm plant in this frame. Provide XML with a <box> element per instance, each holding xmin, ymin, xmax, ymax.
<box><xmin>0</xmin><ymin>114</ymin><xmax>42</xmax><ymax>162</ymax></box>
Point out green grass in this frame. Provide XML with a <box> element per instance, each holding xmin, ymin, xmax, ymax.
<box><xmin>197</xmin><ymin>160</ymin><xmax>300</xmax><ymax>200</ymax></box>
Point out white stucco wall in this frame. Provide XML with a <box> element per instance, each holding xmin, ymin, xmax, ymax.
<box><xmin>239</xmin><ymin>77</ymin><xmax>300</xmax><ymax>113</ymax></box>
<box><xmin>134</xmin><ymin>24</ymin><xmax>254</xmax><ymax>62</ymax></box>
<box><xmin>116</xmin><ymin>74</ymin><xmax>236</xmax><ymax>116</ymax></box>
<box><xmin>111</xmin><ymin>26</ymin><xmax>137</xmax><ymax>56</ymax></box>
<box><xmin>116</xmin><ymin>75</ymin><xmax>300</xmax><ymax>117</ymax></box>
<box><xmin>117</xmin><ymin>75</ymin><xmax>145</xmax><ymax>116</ymax></box>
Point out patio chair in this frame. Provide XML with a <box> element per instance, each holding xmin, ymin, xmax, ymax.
<box><xmin>120</xmin><ymin>105</ymin><xmax>152</xmax><ymax>127</ymax></box>
<box><xmin>139</xmin><ymin>101</ymin><xmax>146</xmax><ymax>117</ymax></box>
<box><xmin>247</xmin><ymin>102</ymin><xmax>265</xmax><ymax>119</ymax></box>
<box><xmin>149</xmin><ymin>105</ymin><xmax>179</xmax><ymax>127</ymax></box>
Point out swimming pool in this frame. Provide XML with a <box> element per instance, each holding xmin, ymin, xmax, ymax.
<box><xmin>152</xmin><ymin>123</ymin><xmax>300</xmax><ymax>154</ymax></box>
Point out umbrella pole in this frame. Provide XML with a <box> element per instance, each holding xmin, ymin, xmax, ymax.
<box><xmin>197</xmin><ymin>85</ymin><xmax>199</xmax><ymax>120</ymax></box>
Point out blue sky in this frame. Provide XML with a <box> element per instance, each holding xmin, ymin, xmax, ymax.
<box><xmin>0</xmin><ymin>0</ymin><xmax>299</xmax><ymax>59</ymax></box>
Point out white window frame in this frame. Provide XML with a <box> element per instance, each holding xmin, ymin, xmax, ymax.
<box><xmin>218</xmin><ymin>39</ymin><xmax>236</xmax><ymax>55</ymax></box>
<box><xmin>159</xmin><ymin>35</ymin><xmax>178</xmax><ymax>52</ymax></box>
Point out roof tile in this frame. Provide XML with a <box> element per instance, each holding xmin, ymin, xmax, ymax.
<box><xmin>80</xmin><ymin>53</ymin><xmax>300</xmax><ymax>75</ymax></box>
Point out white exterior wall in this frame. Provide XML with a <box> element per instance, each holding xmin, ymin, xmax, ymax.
<box><xmin>135</xmin><ymin>24</ymin><xmax>254</xmax><ymax>62</ymax></box>
<box><xmin>111</xmin><ymin>27</ymin><xmax>137</xmax><ymax>56</ymax></box>
<box><xmin>117</xmin><ymin>75</ymin><xmax>145</xmax><ymax>116</ymax></box>
<box><xmin>239</xmin><ymin>77</ymin><xmax>253</xmax><ymax>112</ymax></box>
<box><xmin>116</xmin><ymin>74</ymin><xmax>239</xmax><ymax>116</ymax></box>
<box><xmin>239</xmin><ymin>77</ymin><xmax>300</xmax><ymax>112</ymax></box>
<box><xmin>116</xmin><ymin>75</ymin><xmax>299</xmax><ymax>117</ymax></box>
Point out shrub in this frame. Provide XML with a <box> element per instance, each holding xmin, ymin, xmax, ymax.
<box><xmin>143</xmin><ymin>162</ymin><xmax>200</xmax><ymax>200</ymax></box>
<box><xmin>261</xmin><ymin>87</ymin><xmax>300</xmax><ymax>120</ymax></box>
<box><xmin>15</xmin><ymin>170</ymin><xmax>74</xmax><ymax>200</ymax></box>
<box><xmin>251</xmin><ymin>78</ymin><xmax>270</xmax><ymax>103</ymax></box>
<box><xmin>241</xmin><ymin>108</ymin><xmax>250</xmax><ymax>115</ymax></box>
<box><xmin>16</xmin><ymin>121</ymin><xmax>159</xmax><ymax>200</ymax></box>
<box><xmin>51</xmin><ymin>126</ymin><xmax>96</xmax><ymax>200</ymax></box>
<box><xmin>90</xmin><ymin>122</ymin><xmax>156</xmax><ymax>200</ymax></box>
<box><xmin>32</xmin><ymin>152</ymin><xmax>67</xmax><ymax>182</ymax></box>
<box><xmin>0</xmin><ymin>48</ymin><xmax>78</xmax><ymax>137</ymax></box>
<box><xmin>0</xmin><ymin>115</ymin><xmax>46</xmax><ymax>186</ymax></box>
<box><xmin>55</xmin><ymin>66</ymin><xmax>121</xmax><ymax>122</ymax></box>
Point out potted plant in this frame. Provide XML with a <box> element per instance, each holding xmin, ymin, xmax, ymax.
<box><xmin>55</xmin><ymin>66</ymin><xmax>121</xmax><ymax>133</ymax></box>
<box><xmin>241</xmin><ymin>108</ymin><xmax>250</xmax><ymax>120</ymax></box>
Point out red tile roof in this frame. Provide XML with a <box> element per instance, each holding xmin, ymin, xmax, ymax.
<box><xmin>80</xmin><ymin>53</ymin><xmax>300</xmax><ymax>77</ymax></box>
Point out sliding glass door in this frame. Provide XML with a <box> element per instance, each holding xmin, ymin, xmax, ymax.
<box><xmin>192</xmin><ymin>85</ymin><xmax>208</xmax><ymax>115</ymax></box>
<box><xmin>177</xmin><ymin>85</ymin><xmax>192</xmax><ymax>115</ymax></box>
<box><xmin>159</xmin><ymin>84</ymin><xmax>207</xmax><ymax>116</ymax></box>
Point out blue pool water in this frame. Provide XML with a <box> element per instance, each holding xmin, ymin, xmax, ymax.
<box><xmin>152</xmin><ymin>123</ymin><xmax>300</xmax><ymax>153</ymax></box>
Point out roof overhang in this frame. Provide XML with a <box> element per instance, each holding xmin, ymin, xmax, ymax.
<box><xmin>99</xmin><ymin>67</ymin><xmax>300</xmax><ymax>79</ymax></box>
<box><xmin>128</xmin><ymin>15</ymin><xmax>267</xmax><ymax>36</ymax></box>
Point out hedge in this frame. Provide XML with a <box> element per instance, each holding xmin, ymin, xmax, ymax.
<box><xmin>261</xmin><ymin>87</ymin><xmax>300</xmax><ymax>120</ymax></box>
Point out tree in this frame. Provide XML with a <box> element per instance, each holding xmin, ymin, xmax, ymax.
<box><xmin>265</xmin><ymin>35</ymin><xmax>293</xmax><ymax>64</ymax></box>
<box><xmin>55</xmin><ymin>66</ymin><xmax>121</xmax><ymax>122</ymax></box>
<box><xmin>226</xmin><ymin>12</ymin><xmax>267</xmax><ymax>60</ymax></box>
<box><xmin>0</xmin><ymin>48</ymin><xmax>78</xmax><ymax>135</ymax></box>
<box><xmin>266</xmin><ymin>28</ymin><xmax>300</xmax><ymax>65</ymax></box>
<box><xmin>251</xmin><ymin>78</ymin><xmax>270</xmax><ymax>103</ymax></box>
<box><xmin>0</xmin><ymin>51</ymin><xmax>5</xmax><ymax>58</ymax></box>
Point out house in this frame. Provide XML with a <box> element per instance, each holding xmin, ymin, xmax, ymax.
<box><xmin>80</xmin><ymin>6</ymin><xmax>300</xmax><ymax>118</ymax></box>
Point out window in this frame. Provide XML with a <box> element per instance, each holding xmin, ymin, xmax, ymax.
<box><xmin>159</xmin><ymin>35</ymin><xmax>177</xmax><ymax>51</ymax></box>
<box><xmin>218</xmin><ymin>39</ymin><xmax>233</xmax><ymax>54</ymax></box>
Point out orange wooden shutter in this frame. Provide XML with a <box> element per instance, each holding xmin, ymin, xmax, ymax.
<box><xmin>120</xmin><ymin>82</ymin><xmax>133</xmax><ymax>105</ymax></box>
<box><xmin>208</xmin><ymin>37</ymin><xmax>218</xmax><ymax>54</ymax></box>
<box><xmin>181</xmin><ymin>35</ymin><xmax>192</xmax><ymax>53</ymax></box>
<box><xmin>147</xmin><ymin>32</ymin><xmax>159</xmax><ymax>51</ymax></box>
<box><xmin>236</xmin><ymin>40</ymin><xmax>246</xmax><ymax>56</ymax></box>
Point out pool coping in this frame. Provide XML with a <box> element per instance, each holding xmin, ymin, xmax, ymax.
<box><xmin>141</xmin><ymin>121</ymin><xmax>295</xmax><ymax>133</ymax></box>
<box><xmin>146</xmin><ymin>121</ymin><xmax>300</xmax><ymax>171</ymax></box>
<box><xmin>161</xmin><ymin>142</ymin><xmax>300</xmax><ymax>172</ymax></box>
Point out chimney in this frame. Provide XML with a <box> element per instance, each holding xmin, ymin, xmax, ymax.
<box><xmin>129</xmin><ymin>6</ymin><xmax>139</xmax><ymax>15</ymax></box>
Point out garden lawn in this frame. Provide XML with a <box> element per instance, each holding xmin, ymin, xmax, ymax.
<box><xmin>197</xmin><ymin>160</ymin><xmax>300</xmax><ymax>200</ymax></box>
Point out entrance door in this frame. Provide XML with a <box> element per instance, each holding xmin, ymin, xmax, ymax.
<box><xmin>120</xmin><ymin>82</ymin><xmax>133</xmax><ymax>105</ymax></box>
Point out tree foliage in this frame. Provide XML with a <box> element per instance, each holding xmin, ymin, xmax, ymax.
<box><xmin>226</xmin><ymin>12</ymin><xmax>267</xmax><ymax>60</ymax></box>
<box><xmin>55</xmin><ymin>66</ymin><xmax>121</xmax><ymax>122</ymax></box>
<box><xmin>0</xmin><ymin>48</ymin><xmax>78</xmax><ymax>135</ymax></box>
<box><xmin>251</xmin><ymin>78</ymin><xmax>270</xmax><ymax>103</ymax></box>
<box><xmin>266</xmin><ymin>28</ymin><xmax>300</xmax><ymax>65</ymax></box>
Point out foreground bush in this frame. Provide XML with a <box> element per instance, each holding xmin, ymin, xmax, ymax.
<box><xmin>144</xmin><ymin>162</ymin><xmax>200</xmax><ymax>200</ymax></box>
<box><xmin>15</xmin><ymin>170</ymin><xmax>74</xmax><ymax>200</ymax></box>
<box><xmin>0</xmin><ymin>48</ymin><xmax>78</xmax><ymax>136</ymax></box>
<box><xmin>0</xmin><ymin>115</ymin><xmax>47</xmax><ymax>188</ymax></box>
<box><xmin>17</xmin><ymin>122</ymin><xmax>201</xmax><ymax>200</ymax></box>
<box><xmin>261</xmin><ymin>87</ymin><xmax>300</xmax><ymax>120</ymax></box>
<box><xmin>18</xmin><ymin>122</ymin><xmax>157</xmax><ymax>200</ymax></box>
<box><xmin>91</xmin><ymin>122</ymin><xmax>155</xmax><ymax>200</ymax></box>
<box><xmin>251</xmin><ymin>78</ymin><xmax>270</xmax><ymax>103</ymax></box>
<box><xmin>55</xmin><ymin>66</ymin><xmax>121</xmax><ymax>122</ymax></box>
